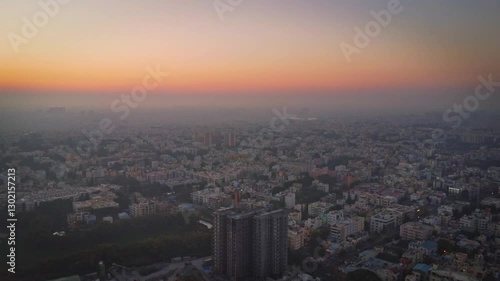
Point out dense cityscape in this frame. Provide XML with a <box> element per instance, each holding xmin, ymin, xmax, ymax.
<box><xmin>1</xmin><ymin>109</ymin><xmax>500</xmax><ymax>280</ymax></box>
<box><xmin>1</xmin><ymin>0</ymin><xmax>500</xmax><ymax>280</ymax></box>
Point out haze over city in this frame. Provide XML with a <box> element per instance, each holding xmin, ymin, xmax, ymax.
<box><xmin>1</xmin><ymin>1</ymin><xmax>500</xmax><ymax>281</ymax></box>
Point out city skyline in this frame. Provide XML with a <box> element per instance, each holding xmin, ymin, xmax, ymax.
<box><xmin>1</xmin><ymin>2</ymin><xmax>500</xmax><ymax>281</ymax></box>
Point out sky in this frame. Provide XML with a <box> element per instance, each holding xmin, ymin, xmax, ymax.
<box><xmin>1</xmin><ymin>0</ymin><xmax>499</xmax><ymax>111</ymax></box>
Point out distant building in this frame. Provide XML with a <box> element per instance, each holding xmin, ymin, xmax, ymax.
<box><xmin>47</xmin><ymin>107</ymin><xmax>66</xmax><ymax>114</ymax></box>
<box><xmin>330</xmin><ymin>214</ymin><xmax>364</xmax><ymax>242</ymax></box>
<box><xmin>308</xmin><ymin>201</ymin><xmax>332</xmax><ymax>217</ymax></box>
<box><xmin>129</xmin><ymin>201</ymin><xmax>156</xmax><ymax>217</ymax></box>
<box><xmin>67</xmin><ymin>211</ymin><xmax>90</xmax><ymax>227</ymax></box>
<box><xmin>375</xmin><ymin>196</ymin><xmax>397</xmax><ymax>207</ymax></box>
<box><xmin>408</xmin><ymin>240</ymin><xmax>437</xmax><ymax>256</ymax></box>
<box><xmin>102</xmin><ymin>216</ymin><xmax>113</xmax><ymax>223</ymax></box>
<box><xmin>284</xmin><ymin>192</ymin><xmax>296</xmax><ymax>209</ymax></box>
<box><xmin>400</xmin><ymin>222</ymin><xmax>433</xmax><ymax>240</ymax></box>
<box><xmin>459</xmin><ymin>209</ymin><xmax>492</xmax><ymax>232</ymax></box>
<box><xmin>288</xmin><ymin>209</ymin><xmax>302</xmax><ymax>223</ymax></box>
<box><xmin>408</xmin><ymin>263</ymin><xmax>433</xmax><ymax>281</ymax></box>
<box><xmin>370</xmin><ymin>208</ymin><xmax>404</xmax><ymax>233</ymax></box>
<box><xmin>118</xmin><ymin>212</ymin><xmax>129</xmax><ymax>219</ymax></box>
<box><xmin>429</xmin><ymin>269</ymin><xmax>479</xmax><ymax>281</ymax></box>
<box><xmin>316</xmin><ymin>183</ymin><xmax>329</xmax><ymax>193</ymax></box>
<box><xmin>288</xmin><ymin>227</ymin><xmax>304</xmax><ymax>250</ymax></box>
<box><xmin>224</xmin><ymin>131</ymin><xmax>236</xmax><ymax>147</ymax></box>
<box><xmin>85</xmin><ymin>214</ymin><xmax>97</xmax><ymax>225</ymax></box>
<box><xmin>191</xmin><ymin>187</ymin><xmax>231</xmax><ymax>209</ymax></box>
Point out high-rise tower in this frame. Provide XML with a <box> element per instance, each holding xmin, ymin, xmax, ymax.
<box><xmin>213</xmin><ymin>208</ymin><xmax>288</xmax><ymax>280</ymax></box>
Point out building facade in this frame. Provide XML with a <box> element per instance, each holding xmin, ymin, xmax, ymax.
<box><xmin>213</xmin><ymin>208</ymin><xmax>288</xmax><ymax>281</ymax></box>
<box><xmin>400</xmin><ymin>222</ymin><xmax>433</xmax><ymax>240</ymax></box>
<box><xmin>129</xmin><ymin>201</ymin><xmax>156</xmax><ymax>217</ymax></box>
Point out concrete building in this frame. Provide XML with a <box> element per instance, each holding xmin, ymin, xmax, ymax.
<box><xmin>284</xmin><ymin>192</ymin><xmax>296</xmax><ymax>209</ymax></box>
<box><xmin>459</xmin><ymin>209</ymin><xmax>492</xmax><ymax>232</ymax></box>
<box><xmin>67</xmin><ymin>211</ymin><xmax>90</xmax><ymax>227</ymax></box>
<box><xmin>429</xmin><ymin>269</ymin><xmax>479</xmax><ymax>281</ymax></box>
<box><xmin>308</xmin><ymin>201</ymin><xmax>332</xmax><ymax>217</ymax></box>
<box><xmin>375</xmin><ymin>195</ymin><xmax>397</xmax><ymax>207</ymax></box>
<box><xmin>191</xmin><ymin>187</ymin><xmax>231</xmax><ymax>209</ymax></box>
<box><xmin>288</xmin><ymin>209</ymin><xmax>302</xmax><ymax>223</ymax></box>
<box><xmin>253</xmin><ymin>210</ymin><xmax>288</xmax><ymax>280</ymax></box>
<box><xmin>327</xmin><ymin>210</ymin><xmax>344</xmax><ymax>225</ymax></box>
<box><xmin>400</xmin><ymin>222</ymin><xmax>433</xmax><ymax>240</ymax></box>
<box><xmin>288</xmin><ymin>227</ymin><xmax>304</xmax><ymax>250</ymax></box>
<box><xmin>223</xmin><ymin>131</ymin><xmax>237</xmax><ymax>147</ymax></box>
<box><xmin>102</xmin><ymin>216</ymin><xmax>113</xmax><ymax>223</ymax></box>
<box><xmin>331</xmin><ymin>216</ymin><xmax>365</xmax><ymax>242</ymax></box>
<box><xmin>129</xmin><ymin>201</ymin><xmax>156</xmax><ymax>217</ymax></box>
<box><xmin>370</xmin><ymin>208</ymin><xmax>404</xmax><ymax>233</ymax></box>
<box><xmin>331</xmin><ymin>221</ymin><xmax>351</xmax><ymax>242</ymax></box>
<box><xmin>213</xmin><ymin>208</ymin><xmax>288</xmax><ymax>281</ymax></box>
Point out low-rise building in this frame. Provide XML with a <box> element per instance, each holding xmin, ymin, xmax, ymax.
<box><xmin>400</xmin><ymin>222</ymin><xmax>433</xmax><ymax>240</ymax></box>
<box><xmin>285</xmin><ymin>192</ymin><xmax>296</xmax><ymax>209</ymax></box>
<box><xmin>429</xmin><ymin>269</ymin><xmax>479</xmax><ymax>281</ymax></box>
<box><xmin>130</xmin><ymin>201</ymin><xmax>156</xmax><ymax>217</ymax></box>
<box><xmin>370</xmin><ymin>208</ymin><xmax>404</xmax><ymax>233</ymax></box>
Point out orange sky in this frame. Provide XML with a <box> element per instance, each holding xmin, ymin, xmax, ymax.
<box><xmin>1</xmin><ymin>0</ymin><xmax>499</xmax><ymax>96</ymax></box>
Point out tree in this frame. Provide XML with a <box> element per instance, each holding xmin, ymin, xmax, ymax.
<box><xmin>346</xmin><ymin>194</ymin><xmax>356</xmax><ymax>205</ymax></box>
<box><xmin>310</xmin><ymin>226</ymin><xmax>329</xmax><ymax>241</ymax></box>
<box><xmin>437</xmin><ymin>239</ymin><xmax>454</xmax><ymax>254</ymax></box>
<box><xmin>296</xmin><ymin>188</ymin><xmax>326</xmax><ymax>204</ymax></box>
<box><xmin>327</xmin><ymin>205</ymin><xmax>343</xmax><ymax>212</ymax></box>
<box><xmin>346</xmin><ymin>269</ymin><xmax>382</xmax><ymax>281</ymax></box>
<box><xmin>272</xmin><ymin>185</ymin><xmax>288</xmax><ymax>195</ymax></box>
<box><xmin>272</xmin><ymin>200</ymin><xmax>286</xmax><ymax>209</ymax></box>
<box><xmin>317</xmin><ymin>174</ymin><xmax>337</xmax><ymax>186</ymax></box>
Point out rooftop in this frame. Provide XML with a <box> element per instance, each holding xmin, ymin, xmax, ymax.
<box><xmin>413</xmin><ymin>263</ymin><xmax>432</xmax><ymax>273</ymax></box>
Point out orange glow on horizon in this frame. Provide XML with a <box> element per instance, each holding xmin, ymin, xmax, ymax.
<box><xmin>0</xmin><ymin>54</ymin><xmax>478</xmax><ymax>94</ymax></box>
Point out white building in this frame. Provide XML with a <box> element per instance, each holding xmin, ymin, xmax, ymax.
<box><xmin>285</xmin><ymin>192</ymin><xmax>296</xmax><ymax>209</ymax></box>
<box><xmin>331</xmin><ymin>216</ymin><xmax>364</xmax><ymax>242</ymax></box>
<box><xmin>129</xmin><ymin>201</ymin><xmax>156</xmax><ymax>217</ymax></box>
<box><xmin>370</xmin><ymin>208</ymin><xmax>404</xmax><ymax>233</ymax></box>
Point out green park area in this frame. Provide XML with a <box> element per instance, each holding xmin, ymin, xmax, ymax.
<box><xmin>0</xmin><ymin>199</ymin><xmax>211</xmax><ymax>280</ymax></box>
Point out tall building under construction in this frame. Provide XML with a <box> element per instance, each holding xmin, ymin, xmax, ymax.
<box><xmin>213</xmin><ymin>208</ymin><xmax>288</xmax><ymax>281</ymax></box>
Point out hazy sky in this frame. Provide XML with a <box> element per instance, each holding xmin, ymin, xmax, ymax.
<box><xmin>1</xmin><ymin>0</ymin><xmax>499</xmax><ymax>110</ymax></box>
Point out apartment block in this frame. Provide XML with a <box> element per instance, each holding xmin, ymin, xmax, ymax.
<box><xmin>331</xmin><ymin>216</ymin><xmax>364</xmax><ymax>242</ymax></box>
<box><xmin>400</xmin><ymin>222</ymin><xmax>433</xmax><ymax>240</ymax></box>
<box><xmin>129</xmin><ymin>201</ymin><xmax>156</xmax><ymax>217</ymax></box>
<box><xmin>370</xmin><ymin>208</ymin><xmax>404</xmax><ymax>233</ymax></box>
<box><xmin>288</xmin><ymin>227</ymin><xmax>304</xmax><ymax>250</ymax></box>
<box><xmin>213</xmin><ymin>208</ymin><xmax>288</xmax><ymax>281</ymax></box>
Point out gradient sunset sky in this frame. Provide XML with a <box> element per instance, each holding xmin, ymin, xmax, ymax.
<box><xmin>1</xmin><ymin>0</ymin><xmax>499</xmax><ymax>110</ymax></box>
